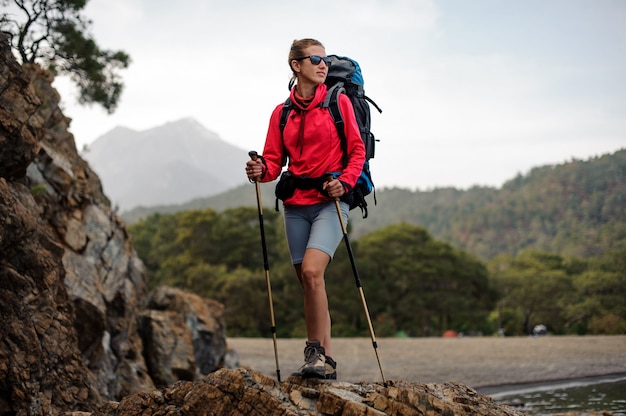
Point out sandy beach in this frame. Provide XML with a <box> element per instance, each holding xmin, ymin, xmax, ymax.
<box><xmin>227</xmin><ymin>335</ymin><xmax>626</xmax><ymax>395</ymax></box>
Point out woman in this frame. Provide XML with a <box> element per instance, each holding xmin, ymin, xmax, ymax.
<box><xmin>245</xmin><ymin>38</ymin><xmax>365</xmax><ymax>379</ymax></box>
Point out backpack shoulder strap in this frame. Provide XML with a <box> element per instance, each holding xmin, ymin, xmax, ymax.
<box><xmin>279</xmin><ymin>98</ymin><xmax>292</xmax><ymax>134</ymax></box>
<box><xmin>322</xmin><ymin>83</ymin><xmax>349</xmax><ymax>168</ymax></box>
<box><xmin>278</xmin><ymin>98</ymin><xmax>292</xmax><ymax>167</ymax></box>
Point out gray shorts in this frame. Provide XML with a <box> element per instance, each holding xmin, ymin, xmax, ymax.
<box><xmin>283</xmin><ymin>201</ymin><xmax>349</xmax><ymax>265</ymax></box>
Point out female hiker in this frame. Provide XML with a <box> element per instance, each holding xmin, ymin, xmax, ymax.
<box><xmin>245</xmin><ymin>38</ymin><xmax>365</xmax><ymax>380</ymax></box>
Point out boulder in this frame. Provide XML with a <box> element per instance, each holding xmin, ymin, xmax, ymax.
<box><xmin>91</xmin><ymin>368</ymin><xmax>524</xmax><ymax>416</ymax></box>
<box><xmin>140</xmin><ymin>286</ymin><xmax>229</xmax><ymax>388</ymax></box>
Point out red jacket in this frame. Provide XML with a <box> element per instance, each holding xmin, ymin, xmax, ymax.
<box><xmin>261</xmin><ymin>83</ymin><xmax>366</xmax><ymax>206</ymax></box>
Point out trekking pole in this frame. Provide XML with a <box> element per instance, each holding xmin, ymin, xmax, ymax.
<box><xmin>326</xmin><ymin>174</ymin><xmax>387</xmax><ymax>386</ymax></box>
<box><xmin>249</xmin><ymin>150</ymin><xmax>281</xmax><ymax>382</ymax></box>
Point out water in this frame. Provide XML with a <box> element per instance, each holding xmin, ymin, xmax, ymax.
<box><xmin>491</xmin><ymin>377</ymin><xmax>626</xmax><ymax>415</ymax></box>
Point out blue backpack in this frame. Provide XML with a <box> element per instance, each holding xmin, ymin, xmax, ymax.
<box><xmin>279</xmin><ymin>55</ymin><xmax>382</xmax><ymax>218</ymax></box>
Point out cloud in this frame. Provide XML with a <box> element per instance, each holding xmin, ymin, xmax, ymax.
<box><xmin>343</xmin><ymin>0</ymin><xmax>439</xmax><ymax>31</ymax></box>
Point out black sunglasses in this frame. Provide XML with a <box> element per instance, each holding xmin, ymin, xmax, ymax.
<box><xmin>295</xmin><ymin>55</ymin><xmax>332</xmax><ymax>66</ymax></box>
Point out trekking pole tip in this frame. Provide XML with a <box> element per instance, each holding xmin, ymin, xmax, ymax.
<box><xmin>249</xmin><ymin>150</ymin><xmax>258</xmax><ymax>160</ymax></box>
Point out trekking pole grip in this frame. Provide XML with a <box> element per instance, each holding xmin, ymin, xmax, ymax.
<box><xmin>326</xmin><ymin>173</ymin><xmax>350</xmax><ymax>239</ymax></box>
<box><xmin>248</xmin><ymin>151</ymin><xmax>261</xmax><ymax>184</ymax></box>
<box><xmin>325</xmin><ymin>173</ymin><xmax>338</xmax><ymax>198</ymax></box>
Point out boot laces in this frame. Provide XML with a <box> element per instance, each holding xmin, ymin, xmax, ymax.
<box><xmin>303</xmin><ymin>345</ymin><xmax>321</xmax><ymax>364</ymax></box>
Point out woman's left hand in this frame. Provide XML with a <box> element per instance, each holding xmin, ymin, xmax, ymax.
<box><xmin>323</xmin><ymin>178</ymin><xmax>345</xmax><ymax>199</ymax></box>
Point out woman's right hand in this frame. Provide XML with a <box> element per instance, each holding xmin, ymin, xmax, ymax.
<box><xmin>245</xmin><ymin>159</ymin><xmax>264</xmax><ymax>181</ymax></box>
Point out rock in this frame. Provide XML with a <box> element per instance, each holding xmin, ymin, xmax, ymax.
<box><xmin>1</xmin><ymin>33</ymin><xmax>233</xmax><ymax>415</ymax></box>
<box><xmin>139</xmin><ymin>309</ymin><xmax>197</xmax><ymax>387</ymax></box>
<box><xmin>0</xmin><ymin>43</ymin><xmax>40</xmax><ymax>180</ymax></box>
<box><xmin>89</xmin><ymin>368</ymin><xmax>524</xmax><ymax>416</ymax></box>
<box><xmin>1</xmin><ymin>34</ymin><xmax>101</xmax><ymax>415</ymax></box>
<box><xmin>17</xmin><ymin>52</ymin><xmax>156</xmax><ymax>402</ymax></box>
<box><xmin>145</xmin><ymin>286</ymin><xmax>229</xmax><ymax>376</ymax></box>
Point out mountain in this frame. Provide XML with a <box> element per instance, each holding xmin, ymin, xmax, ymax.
<box><xmin>121</xmin><ymin>148</ymin><xmax>626</xmax><ymax>260</ymax></box>
<box><xmin>82</xmin><ymin>118</ymin><xmax>249</xmax><ymax>211</ymax></box>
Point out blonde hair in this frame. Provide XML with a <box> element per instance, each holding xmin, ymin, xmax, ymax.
<box><xmin>288</xmin><ymin>38</ymin><xmax>325</xmax><ymax>88</ymax></box>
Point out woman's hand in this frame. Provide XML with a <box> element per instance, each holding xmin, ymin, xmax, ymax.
<box><xmin>323</xmin><ymin>178</ymin><xmax>345</xmax><ymax>199</ymax></box>
<box><xmin>245</xmin><ymin>159</ymin><xmax>264</xmax><ymax>181</ymax></box>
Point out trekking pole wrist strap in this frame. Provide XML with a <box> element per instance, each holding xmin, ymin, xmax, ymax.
<box><xmin>339</xmin><ymin>179</ymin><xmax>352</xmax><ymax>195</ymax></box>
<box><xmin>259</xmin><ymin>155</ymin><xmax>268</xmax><ymax>180</ymax></box>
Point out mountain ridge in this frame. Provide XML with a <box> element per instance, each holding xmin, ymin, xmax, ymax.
<box><xmin>82</xmin><ymin>117</ymin><xmax>249</xmax><ymax>210</ymax></box>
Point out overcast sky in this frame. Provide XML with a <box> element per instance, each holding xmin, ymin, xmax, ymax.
<box><xmin>53</xmin><ymin>0</ymin><xmax>626</xmax><ymax>190</ymax></box>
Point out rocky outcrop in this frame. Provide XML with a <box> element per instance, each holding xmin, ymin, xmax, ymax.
<box><xmin>91</xmin><ymin>368</ymin><xmax>523</xmax><ymax>416</ymax></box>
<box><xmin>0</xmin><ymin>35</ymin><xmax>154</xmax><ymax>408</ymax></box>
<box><xmin>0</xmin><ymin>34</ymin><xmax>230</xmax><ymax>415</ymax></box>
<box><xmin>1</xmin><ymin>34</ymin><xmax>101</xmax><ymax>414</ymax></box>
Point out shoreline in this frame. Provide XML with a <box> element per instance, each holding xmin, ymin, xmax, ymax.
<box><xmin>475</xmin><ymin>372</ymin><xmax>626</xmax><ymax>398</ymax></box>
<box><xmin>227</xmin><ymin>335</ymin><xmax>626</xmax><ymax>393</ymax></box>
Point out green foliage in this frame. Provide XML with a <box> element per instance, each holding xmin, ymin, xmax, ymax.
<box><xmin>488</xmin><ymin>248</ymin><xmax>626</xmax><ymax>335</ymax></box>
<box><xmin>129</xmin><ymin>212</ymin><xmax>501</xmax><ymax>337</ymax></box>
<box><xmin>331</xmin><ymin>224</ymin><xmax>495</xmax><ymax>337</ymax></box>
<box><xmin>128</xmin><ymin>207</ymin><xmax>288</xmax><ymax>291</ymax></box>
<box><xmin>1</xmin><ymin>0</ymin><xmax>130</xmax><ymax>112</ymax></box>
<box><xmin>570</xmin><ymin>248</ymin><xmax>626</xmax><ymax>334</ymax></box>
<box><xmin>29</xmin><ymin>183</ymin><xmax>47</xmax><ymax>196</ymax></box>
<box><xmin>128</xmin><ymin>207</ymin><xmax>300</xmax><ymax>336</ymax></box>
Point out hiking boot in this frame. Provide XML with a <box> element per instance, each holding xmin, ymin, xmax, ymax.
<box><xmin>294</xmin><ymin>340</ymin><xmax>326</xmax><ymax>379</ymax></box>
<box><xmin>325</xmin><ymin>356</ymin><xmax>337</xmax><ymax>380</ymax></box>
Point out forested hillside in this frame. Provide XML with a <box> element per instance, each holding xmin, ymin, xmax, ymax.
<box><xmin>123</xmin><ymin>149</ymin><xmax>626</xmax><ymax>261</ymax></box>
<box><xmin>452</xmin><ymin>150</ymin><xmax>625</xmax><ymax>259</ymax></box>
<box><xmin>351</xmin><ymin>149</ymin><xmax>626</xmax><ymax>259</ymax></box>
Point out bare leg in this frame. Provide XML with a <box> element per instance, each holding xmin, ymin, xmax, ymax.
<box><xmin>295</xmin><ymin>248</ymin><xmax>333</xmax><ymax>357</ymax></box>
